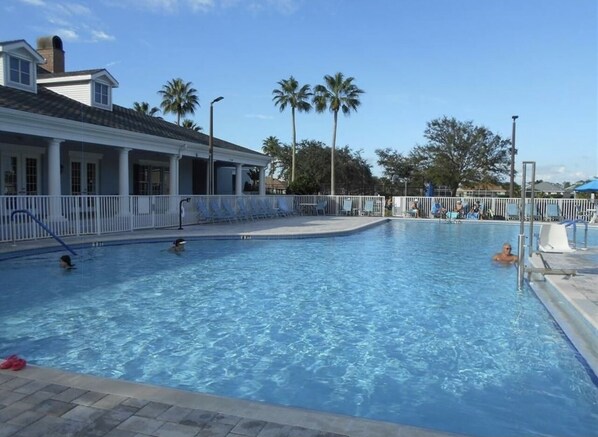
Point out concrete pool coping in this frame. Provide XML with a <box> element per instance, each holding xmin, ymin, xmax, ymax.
<box><xmin>1</xmin><ymin>215</ymin><xmax>596</xmax><ymax>437</ymax></box>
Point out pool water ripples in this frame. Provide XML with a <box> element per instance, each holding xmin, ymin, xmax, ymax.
<box><xmin>1</xmin><ymin>221</ymin><xmax>597</xmax><ymax>437</ymax></box>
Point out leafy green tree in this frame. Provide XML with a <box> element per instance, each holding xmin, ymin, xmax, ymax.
<box><xmin>132</xmin><ymin>101</ymin><xmax>160</xmax><ymax>116</ymax></box>
<box><xmin>411</xmin><ymin>116</ymin><xmax>511</xmax><ymax>196</ymax></box>
<box><xmin>158</xmin><ymin>78</ymin><xmax>199</xmax><ymax>126</ymax></box>
<box><xmin>375</xmin><ymin>148</ymin><xmax>415</xmax><ymax>180</ymax></box>
<box><xmin>181</xmin><ymin>119</ymin><xmax>203</xmax><ymax>131</ymax></box>
<box><xmin>287</xmin><ymin>176</ymin><xmax>320</xmax><ymax>195</ymax></box>
<box><xmin>272</xmin><ymin>76</ymin><xmax>312</xmax><ymax>182</ymax></box>
<box><xmin>295</xmin><ymin>140</ymin><xmax>330</xmax><ymax>189</ymax></box>
<box><xmin>313</xmin><ymin>72</ymin><xmax>364</xmax><ymax>195</ymax></box>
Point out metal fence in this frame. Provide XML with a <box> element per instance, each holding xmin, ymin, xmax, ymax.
<box><xmin>0</xmin><ymin>195</ymin><xmax>386</xmax><ymax>243</ymax></box>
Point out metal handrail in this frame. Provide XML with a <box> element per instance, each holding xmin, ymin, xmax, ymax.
<box><xmin>10</xmin><ymin>209</ymin><xmax>77</xmax><ymax>255</ymax></box>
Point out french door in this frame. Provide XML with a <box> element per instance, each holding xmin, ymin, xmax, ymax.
<box><xmin>1</xmin><ymin>153</ymin><xmax>40</xmax><ymax>195</ymax></box>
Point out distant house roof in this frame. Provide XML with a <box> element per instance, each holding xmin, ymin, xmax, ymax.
<box><xmin>527</xmin><ymin>182</ymin><xmax>564</xmax><ymax>193</ymax></box>
<box><xmin>0</xmin><ymin>84</ymin><xmax>262</xmax><ymax>156</ymax></box>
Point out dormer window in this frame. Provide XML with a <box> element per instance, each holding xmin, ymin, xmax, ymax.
<box><xmin>94</xmin><ymin>82</ymin><xmax>109</xmax><ymax>105</ymax></box>
<box><xmin>9</xmin><ymin>55</ymin><xmax>32</xmax><ymax>86</ymax></box>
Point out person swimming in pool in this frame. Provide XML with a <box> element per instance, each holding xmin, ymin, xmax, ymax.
<box><xmin>59</xmin><ymin>254</ymin><xmax>75</xmax><ymax>269</ymax></box>
<box><xmin>169</xmin><ymin>238</ymin><xmax>186</xmax><ymax>253</ymax></box>
<box><xmin>493</xmin><ymin>243</ymin><xmax>518</xmax><ymax>263</ymax></box>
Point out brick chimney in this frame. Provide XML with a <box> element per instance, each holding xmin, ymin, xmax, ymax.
<box><xmin>36</xmin><ymin>35</ymin><xmax>65</xmax><ymax>73</ymax></box>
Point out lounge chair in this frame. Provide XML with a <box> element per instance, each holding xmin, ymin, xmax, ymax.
<box><xmin>221</xmin><ymin>199</ymin><xmax>240</xmax><ymax>222</ymax></box>
<box><xmin>315</xmin><ymin>200</ymin><xmax>327</xmax><ymax>216</ymax></box>
<box><xmin>446</xmin><ymin>211</ymin><xmax>459</xmax><ymax>223</ymax></box>
<box><xmin>506</xmin><ymin>203</ymin><xmax>520</xmax><ymax>221</ymax></box>
<box><xmin>340</xmin><ymin>199</ymin><xmax>353</xmax><ymax>216</ymax></box>
<box><xmin>545</xmin><ymin>204</ymin><xmax>563</xmax><ymax>222</ymax></box>
<box><xmin>247</xmin><ymin>198</ymin><xmax>268</xmax><ymax>219</ymax></box>
<box><xmin>259</xmin><ymin>199</ymin><xmax>278</xmax><ymax>218</ymax></box>
<box><xmin>276</xmin><ymin>197</ymin><xmax>295</xmax><ymax>217</ymax></box>
<box><xmin>362</xmin><ymin>200</ymin><xmax>374</xmax><ymax>216</ymax></box>
<box><xmin>237</xmin><ymin>199</ymin><xmax>255</xmax><ymax>221</ymax></box>
<box><xmin>209</xmin><ymin>198</ymin><xmax>234</xmax><ymax>223</ymax></box>
<box><xmin>538</xmin><ymin>224</ymin><xmax>574</xmax><ymax>253</ymax></box>
<box><xmin>524</xmin><ymin>203</ymin><xmax>541</xmax><ymax>221</ymax></box>
<box><xmin>197</xmin><ymin>199</ymin><xmax>214</xmax><ymax>223</ymax></box>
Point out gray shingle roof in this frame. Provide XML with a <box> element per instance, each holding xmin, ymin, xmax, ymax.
<box><xmin>0</xmin><ymin>84</ymin><xmax>262</xmax><ymax>156</ymax></box>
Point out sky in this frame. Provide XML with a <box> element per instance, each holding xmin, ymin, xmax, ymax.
<box><xmin>2</xmin><ymin>0</ymin><xmax>597</xmax><ymax>184</ymax></box>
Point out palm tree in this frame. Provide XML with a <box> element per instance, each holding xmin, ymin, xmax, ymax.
<box><xmin>272</xmin><ymin>76</ymin><xmax>312</xmax><ymax>182</ymax></box>
<box><xmin>313</xmin><ymin>72</ymin><xmax>364</xmax><ymax>195</ymax></box>
<box><xmin>158</xmin><ymin>78</ymin><xmax>199</xmax><ymax>126</ymax></box>
<box><xmin>181</xmin><ymin>119</ymin><xmax>203</xmax><ymax>131</ymax></box>
<box><xmin>262</xmin><ymin>136</ymin><xmax>284</xmax><ymax>178</ymax></box>
<box><xmin>132</xmin><ymin>101</ymin><xmax>160</xmax><ymax>116</ymax></box>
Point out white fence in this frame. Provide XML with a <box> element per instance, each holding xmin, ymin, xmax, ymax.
<box><xmin>0</xmin><ymin>195</ymin><xmax>386</xmax><ymax>243</ymax></box>
<box><xmin>392</xmin><ymin>196</ymin><xmax>595</xmax><ymax>222</ymax></box>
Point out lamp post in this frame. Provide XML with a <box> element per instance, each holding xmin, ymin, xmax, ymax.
<box><xmin>509</xmin><ymin>115</ymin><xmax>519</xmax><ymax>198</ymax></box>
<box><xmin>208</xmin><ymin>96</ymin><xmax>224</xmax><ymax>195</ymax></box>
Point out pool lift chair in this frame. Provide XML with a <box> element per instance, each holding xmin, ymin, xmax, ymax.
<box><xmin>516</xmin><ymin>162</ymin><xmax>577</xmax><ymax>289</ymax></box>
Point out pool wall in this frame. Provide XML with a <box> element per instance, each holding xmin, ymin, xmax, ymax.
<box><xmin>528</xmin><ymin>253</ymin><xmax>598</xmax><ymax>376</ymax></box>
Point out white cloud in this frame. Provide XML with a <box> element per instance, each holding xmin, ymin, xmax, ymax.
<box><xmin>245</xmin><ymin>114</ymin><xmax>274</xmax><ymax>120</ymax></box>
<box><xmin>112</xmin><ymin>0</ymin><xmax>298</xmax><ymax>14</ymax></box>
<box><xmin>187</xmin><ymin>0</ymin><xmax>214</xmax><ymax>12</ymax></box>
<box><xmin>19</xmin><ymin>0</ymin><xmax>46</xmax><ymax>5</ymax></box>
<box><xmin>55</xmin><ymin>2</ymin><xmax>92</xmax><ymax>16</ymax></box>
<box><xmin>91</xmin><ymin>30</ymin><xmax>115</xmax><ymax>42</ymax></box>
<box><xmin>55</xmin><ymin>28</ymin><xmax>79</xmax><ymax>41</ymax></box>
<box><xmin>536</xmin><ymin>163</ymin><xmax>595</xmax><ymax>184</ymax></box>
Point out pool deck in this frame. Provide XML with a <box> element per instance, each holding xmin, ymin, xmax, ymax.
<box><xmin>1</xmin><ymin>216</ymin><xmax>597</xmax><ymax>437</ymax></box>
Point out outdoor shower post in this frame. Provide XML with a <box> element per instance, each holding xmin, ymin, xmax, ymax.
<box><xmin>178</xmin><ymin>197</ymin><xmax>190</xmax><ymax>230</ymax></box>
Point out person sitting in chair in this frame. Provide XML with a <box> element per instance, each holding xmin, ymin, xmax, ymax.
<box><xmin>410</xmin><ymin>199</ymin><xmax>420</xmax><ymax>217</ymax></box>
<box><xmin>493</xmin><ymin>243</ymin><xmax>518</xmax><ymax>263</ymax></box>
<box><xmin>467</xmin><ymin>201</ymin><xmax>481</xmax><ymax>220</ymax></box>
<box><xmin>454</xmin><ymin>200</ymin><xmax>464</xmax><ymax>218</ymax></box>
<box><xmin>430</xmin><ymin>199</ymin><xmax>445</xmax><ymax>218</ymax></box>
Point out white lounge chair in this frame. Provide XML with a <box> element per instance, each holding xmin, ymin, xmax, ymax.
<box><xmin>538</xmin><ymin>224</ymin><xmax>574</xmax><ymax>253</ymax></box>
<box><xmin>340</xmin><ymin>199</ymin><xmax>353</xmax><ymax>216</ymax></box>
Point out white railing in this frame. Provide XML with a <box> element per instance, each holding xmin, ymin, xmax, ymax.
<box><xmin>392</xmin><ymin>196</ymin><xmax>595</xmax><ymax>222</ymax></box>
<box><xmin>0</xmin><ymin>195</ymin><xmax>387</xmax><ymax>243</ymax></box>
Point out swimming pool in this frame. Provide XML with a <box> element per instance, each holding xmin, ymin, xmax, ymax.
<box><xmin>1</xmin><ymin>221</ymin><xmax>597</xmax><ymax>437</ymax></box>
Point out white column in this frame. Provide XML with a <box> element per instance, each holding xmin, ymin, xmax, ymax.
<box><xmin>48</xmin><ymin>139</ymin><xmax>64</xmax><ymax>220</ymax></box>
<box><xmin>169</xmin><ymin>154</ymin><xmax>179</xmax><ymax>196</ymax></box>
<box><xmin>119</xmin><ymin>148</ymin><xmax>131</xmax><ymax>196</ymax></box>
<box><xmin>48</xmin><ymin>139</ymin><xmax>63</xmax><ymax>197</ymax></box>
<box><xmin>235</xmin><ymin>164</ymin><xmax>243</xmax><ymax>195</ymax></box>
<box><xmin>119</xmin><ymin>148</ymin><xmax>131</xmax><ymax>215</ymax></box>
<box><xmin>169</xmin><ymin>154</ymin><xmax>179</xmax><ymax>214</ymax></box>
<box><xmin>259</xmin><ymin>167</ymin><xmax>266</xmax><ymax>196</ymax></box>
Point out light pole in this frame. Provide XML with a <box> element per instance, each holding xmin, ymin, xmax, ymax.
<box><xmin>509</xmin><ymin>115</ymin><xmax>518</xmax><ymax>198</ymax></box>
<box><xmin>208</xmin><ymin>96</ymin><xmax>224</xmax><ymax>195</ymax></box>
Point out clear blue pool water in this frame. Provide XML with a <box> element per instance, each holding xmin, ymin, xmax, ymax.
<box><xmin>1</xmin><ymin>221</ymin><xmax>597</xmax><ymax>437</ymax></box>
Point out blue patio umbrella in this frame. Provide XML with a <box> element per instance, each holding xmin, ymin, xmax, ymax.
<box><xmin>574</xmin><ymin>179</ymin><xmax>598</xmax><ymax>192</ymax></box>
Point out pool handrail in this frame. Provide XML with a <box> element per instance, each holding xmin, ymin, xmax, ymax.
<box><xmin>561</xmin><ymin>218</ymin><xmax>589</xmax><ymax>250</ymax></box>
<box><xmin>10</xmin><ymin>209</ymin><xmax>77</xmax><ymax>256</ymax></box>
